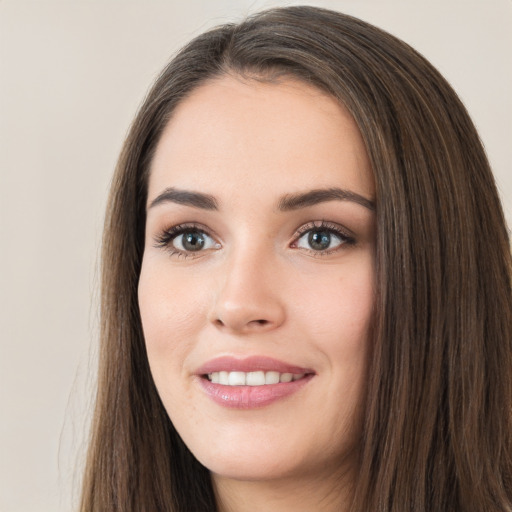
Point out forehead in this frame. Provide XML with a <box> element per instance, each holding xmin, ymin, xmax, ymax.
<box><xmin>148</xmin><ymin>75</ymin><xmax>374</xmax><ymax>204</ymax></box>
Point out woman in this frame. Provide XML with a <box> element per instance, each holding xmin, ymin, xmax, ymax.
<box><xmin>80</xmin><ymin>6</ymin><xmax>512</xmax><ymax>511</ymax></box>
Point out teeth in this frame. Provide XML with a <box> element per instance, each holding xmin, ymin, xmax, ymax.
<box><xmin>265</xmin><ymin>371</ymin><xmax>280</xmax><ymax>384</ymax></box>
<box><xmin>246</xmin><ymin>371</ymin><xmax>265</xmax><ymax>386</ymax></box>
<box><xmin>228</xmin><ymin>371</ymin><xmax>246</xmax><ymax>386</ymax></box>
<box><xmin>207</xmin><ymin>371</ymin><xmax>306</xmax><ymax>386</ymax></box>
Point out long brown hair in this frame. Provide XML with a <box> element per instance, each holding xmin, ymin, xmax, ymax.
<box><xmin>80</xmin><ymin>6</ymin><xmax>512</xmax><ymax>511</ymax></box>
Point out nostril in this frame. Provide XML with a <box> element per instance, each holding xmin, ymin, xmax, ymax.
<box><xmin>211</xmin><ymin>304</ymin><xmax>284</xmax><ymax>331</ymax></box>
<box><xmin>248</xmin><ymin>319</ymin><xmax>269</xmax><ymax>327</ymax></box>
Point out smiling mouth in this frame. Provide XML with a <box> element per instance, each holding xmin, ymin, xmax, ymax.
<box><xmin>205</xmin><ymin>371</ymin><xmax>308</xmax><ymax>386</ymax></box>
<box><xmin>198</xmin><ymin>360</ymin><xmax>314</xmax><ymax>408</ymax></box>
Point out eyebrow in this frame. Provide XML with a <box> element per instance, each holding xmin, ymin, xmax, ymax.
<box><xmin>148</xmin><ymin>186</ymin><xmax>375</xmax><ymax>212</ymax></box>
<box><xmin>278</xmin><ymin>187</ymin><xmax>375</xmax><ymax>212</ymax></box>
<box><xmin>148</xmin><ymin>187</ymin><xmax>218</xmax><ymax>210</ymax></box>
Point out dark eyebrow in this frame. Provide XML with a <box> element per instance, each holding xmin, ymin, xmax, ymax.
<box><xmin>148</xmin><ymin>187</ymin><xmax>218</xmax><ymax>211</ymax></box>
<box><xmin>278</xmin><ymin>187</ymin><xmax>375</xmax><ymax>212</ymax></box>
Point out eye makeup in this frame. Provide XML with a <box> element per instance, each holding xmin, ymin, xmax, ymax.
<box><xmin>152</xmin><ymin>218</ymin><xmax>357</xmax><ymax>260</ymax></box>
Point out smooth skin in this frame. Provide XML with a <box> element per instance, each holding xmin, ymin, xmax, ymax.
<box><xmin>138</xmin><ymin>75</ymin><xmax>376</xmax><ymax>512</ymax></box>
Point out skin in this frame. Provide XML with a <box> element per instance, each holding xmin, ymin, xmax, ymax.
<box><xmin>138</xmin><ymin>75</ymin><xmax>376</xmax><ymax>512</ymax></box>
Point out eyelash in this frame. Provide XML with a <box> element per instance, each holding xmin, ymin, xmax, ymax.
<box><xmin>153</xmin><ymin>220</ymin><xmax>355</xmax><ymax>258</ymax></box>
<box><xmin>153</xmin><ymin>223</ymin><xmax>217</xmax><ymax>258</ymax></box>
<box><xmin>291</xmin><ymin>221</ymin><xmax>356</xmax><ymax>256</ymax></box>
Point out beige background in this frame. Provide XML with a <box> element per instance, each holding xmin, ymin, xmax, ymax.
<box><xmin>1</xmin><ymin>1</ymin><xmax>510</xmax><ymax>511</ymax></box>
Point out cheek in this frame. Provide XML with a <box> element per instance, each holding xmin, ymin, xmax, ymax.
<box><xmin>292</xmin><ymin>256</ymin><xmax>374</xmax><ymax>416</ymax></box>
<box><xmin>294</xmin><ymin>257</ymin><xmax>374</xmax><ymax>346</ymax></box>
<box><xmin>137</xmin><ymin>261</ymin><xmax>207</xmax><ymax>376</ymax></box>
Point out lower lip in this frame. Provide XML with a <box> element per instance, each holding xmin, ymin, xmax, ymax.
<box><xmin>198</xmin><ymin>375</ymin><xmax>313</xmax><ymax>409</ymax></box>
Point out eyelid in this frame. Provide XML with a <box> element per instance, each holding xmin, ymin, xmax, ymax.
<box><xmin>153</xmin><ymin>222</ymin><xmax>220</xmax><ymax>258</ymax></box>
<box><xmin>290</xmin><ymin>220</ymin><xmax>356</xmax><ymax>254</ymax></box>
<box><xmin>292</xmin><ymin>220</ymin><xmax>354</xmax><ymax>240</ymax></box>
<box><xmin>152</xmin><ymin>220</ymin><xmax>356</xmax><ymax>259</ymax></box>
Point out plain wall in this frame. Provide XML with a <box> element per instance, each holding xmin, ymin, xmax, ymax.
<box><xmin>1</xmin><ymin>1</ymin><xmax>510</xmax><ymax>511</ymax></box>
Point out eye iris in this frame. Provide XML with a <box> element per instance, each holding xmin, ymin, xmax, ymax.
<box><xmin>308</xmin><ymin>230</ymin><xmax>331</xmax><ymax>250</ymax></box>
<box><xmin>182</xmin><ymin>232</ymin><xmax>205</xmax><ymax>251</ymax></box>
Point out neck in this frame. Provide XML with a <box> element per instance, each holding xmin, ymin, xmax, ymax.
<box><xmin>212</xmin><ymin>465</ymin><xmax>355</xmax><ymax>512</ymax></box>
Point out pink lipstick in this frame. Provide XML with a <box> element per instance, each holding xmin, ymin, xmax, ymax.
<box><xmin>195</xmin><ymin>356</ymin><xmax>315</xmax><ymax>409</ymax></box>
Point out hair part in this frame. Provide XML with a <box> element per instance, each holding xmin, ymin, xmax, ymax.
<box><xmin>81</xmin><ymin>6</ymin><xmax>512</xmax><ymax>511</ymax></box>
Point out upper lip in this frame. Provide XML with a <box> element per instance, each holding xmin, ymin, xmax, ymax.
<box><xmin>195</xmin><ymin>356</ymin><xmax>314</xmax><ymax>375</ymax></box>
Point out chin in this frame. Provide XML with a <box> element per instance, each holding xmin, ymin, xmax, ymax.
<box><xmin>201</xmin><ymin>451</ymin><xmax>310</xmax><ymax>483</ymax></box>
<box><xmin>180</xmin><ymin>423</ymin><xmax>357</xmax><ymax>485</ymax></box>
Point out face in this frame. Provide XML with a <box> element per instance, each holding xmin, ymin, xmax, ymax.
<box><xmin>138</xmin><ymin>76</ymin><xmax>376</xmax><ymax>487</ymax></box>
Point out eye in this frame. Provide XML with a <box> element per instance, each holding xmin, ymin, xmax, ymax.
<box><xmin>293</xmin><ymin>222</ymin><xmax>354</xmax><ymax>254</ymax></box>
<box><xmin>154</xmin><ymin>224</ymin><xmax>220</xmax><ymax>257</ymax></box>
<box><xmin>172</xmin><ymin>230</ymin><xmax>217</xmax><ymax>252</ymax></box>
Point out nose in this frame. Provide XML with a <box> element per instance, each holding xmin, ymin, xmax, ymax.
<box><xmin>209</xmin><ymin>247</ymin><xmax>286</xmax><ymax>334</ymax></box>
